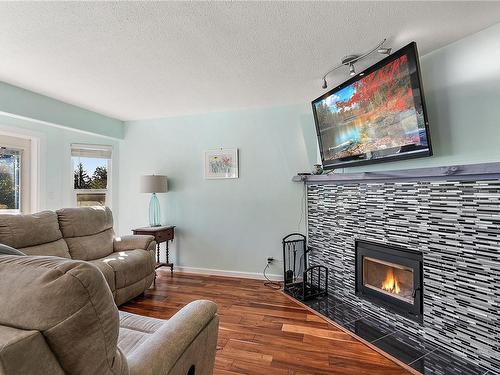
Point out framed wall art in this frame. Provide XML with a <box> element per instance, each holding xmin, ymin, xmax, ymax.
<box><xmin>204</xmin><ymin>148</ymin><xmax>239</xmax><ymax>179</ymax></box>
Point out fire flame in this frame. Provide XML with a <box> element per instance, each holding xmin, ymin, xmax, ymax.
<box><xmin>381</xmin><ymin>269</ymin><xmax>400</xmax><ymax>294</ymax></box>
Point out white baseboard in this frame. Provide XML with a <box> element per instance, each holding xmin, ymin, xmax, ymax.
<box><xmin>172</xmin><ymin>266</ymin><xmax>283</xmax><ymax>281</ymax></box>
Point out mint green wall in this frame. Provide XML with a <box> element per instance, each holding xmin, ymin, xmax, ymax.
<box><xmin>0</xmin><ymin>114</ymin><xmax>120</xmax><ymax>216</ymax></box>
<box><xmin>119</xmin><ymin>105</ymin><xmax>317</xmax><ymax>276</ymax></box>
<box><xmin>344</xmin><ymin>22</ymin><xmax>500</xmax><ymax>172</ymax></box>
<box><xmin>0</xmin><ymin>82</ymin><xmax>124</xmax><ymax>139</ymax></box>
<box><xmin>119</xmin><ymin>22</ymin><xmax>500</xmax><ymax>275</ymax></box>
<box><xmin>0</xmin><ymin>81</ymin><xmax>122</xmax><ymax>217</ymax></box>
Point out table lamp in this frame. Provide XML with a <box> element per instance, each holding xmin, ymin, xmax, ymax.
<box><xmin>140</xmin><ymin>175</ymin><xmax>168</xmax><ymax>227</ymax></box>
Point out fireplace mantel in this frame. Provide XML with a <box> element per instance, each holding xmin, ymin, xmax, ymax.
<box><xmin>293</xmin><ymin>162</ymin><xmax>500</xmax><ymax>185</ymax></box>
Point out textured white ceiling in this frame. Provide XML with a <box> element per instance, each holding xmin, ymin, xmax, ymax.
<box><xmin>0</xmin><ymin>2</ymin><xmax>499</xmax><ymax>121</ymax></box>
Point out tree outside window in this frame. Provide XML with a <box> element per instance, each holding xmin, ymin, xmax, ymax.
<box><xmin>72</xmin><ymin>156</ymin><xmax>109</xmax><ymax>207</ymax></box>
<box><xmin>0</xmin><ymin>150</ymin><xmax>21</xmax><ymax>211</ymax></box>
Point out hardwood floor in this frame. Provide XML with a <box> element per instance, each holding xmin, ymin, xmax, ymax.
<box><xmin>120</xmin><ymin>270</ymin><xmax>412</xmax><ymax>375</ymax></box>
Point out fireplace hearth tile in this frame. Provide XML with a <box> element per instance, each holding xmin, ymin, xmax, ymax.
<box><xmin>371</xmin><ymin>330</ymin><xmax>432</xmax><ymax>365</ymax></box>
<box><xmin>301</xmin><ymin>292</ymin><xmax>493</xmax><ymax>374</ymax></box>
<box><xmin>304</xmin><ymin>295</ymin><xmax>369</xmax><ymax>326</ymax></box>
<box><xmin>305</xmin><ymin>294</ymin><xmax>346</xmax><ymax>312</ymax></box>
<box><xmin>408</xmin><ymin>349</ymin><xmax>489</xmax><ymax>375</ymax></box>
<box><xmin>344</xmin><ymin>315</ymin><xmax>397</xmax><ymax>343</ymax></box>
<box><xmin>328</xmin><ymin>302</ymin><xmax>368</xmax><ymax>326</ymax></box>
<box><xmin>374</xmin><ymin>330</ymin><xmax>438</xmax><ymax>354</ymax></box>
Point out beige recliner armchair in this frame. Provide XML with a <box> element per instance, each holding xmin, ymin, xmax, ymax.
<box><xmin>0</xmin><ymin>255</ymin><xmax>219</xmax><ymax>375</ymax></box>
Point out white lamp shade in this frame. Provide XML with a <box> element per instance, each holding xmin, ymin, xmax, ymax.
<box><xmin>140</xmin><ymin>175</ymin><xmax>168</xmax><ymax>193</ymax></box>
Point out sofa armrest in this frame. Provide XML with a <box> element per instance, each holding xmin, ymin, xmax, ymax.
<box><xmin>113</xmin><ymin>235</ymin><xmax>156</xmax><ymax>252</ymax></box>
<box><xmin>127</xmin><ymin>300</ymin><xmax>219</xmax><ymax>375</ymax></box>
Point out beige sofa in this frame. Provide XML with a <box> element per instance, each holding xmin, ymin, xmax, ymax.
<box><xmin>0</xmin><ymin>207</ymin><xmax>155</xmax><ymax>305</ymax></box>
<box><xmin>0</xmin><ymin>255</ymin><xmax>219</xmax><ymax>375</ymax></box>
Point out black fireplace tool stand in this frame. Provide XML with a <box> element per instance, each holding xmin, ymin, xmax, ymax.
<box><xmin>282</xmin><ymin>233</ymin><xmax>328</xmax><ymax>301</ymax></box>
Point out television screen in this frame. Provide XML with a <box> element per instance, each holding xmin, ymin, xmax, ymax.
<box><xmin>312</xmin><ymin>42</ymin><xmax>432</xmax><ymax>169</ymax></box>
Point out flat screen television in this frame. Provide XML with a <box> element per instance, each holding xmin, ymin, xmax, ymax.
<box><xmin>312</xmin><ymin>42</ymin><xmax>432</xmax><ymax>170</ymax></box>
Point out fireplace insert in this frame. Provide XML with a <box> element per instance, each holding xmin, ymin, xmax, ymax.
<box><xmin>355</xmin><ymin>240</ymin><xmax>423</xmax><ymax>322</ymax></box>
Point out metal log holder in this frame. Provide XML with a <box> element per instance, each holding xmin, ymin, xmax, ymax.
<box><xmin>282</xmin><ymin>233</ymin><xmax>328</xmax><ymax>301</ymax></box>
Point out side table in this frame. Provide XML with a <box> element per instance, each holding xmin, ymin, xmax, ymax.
<box><xmin>132</xmin><ymin>225</ymin><xmax>176</xmax><ymax>274</ymax></box>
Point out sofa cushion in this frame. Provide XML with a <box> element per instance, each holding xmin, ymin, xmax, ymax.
<box><xmin>118</xmin><ymin>311</ymin><xmax>165</xmax><ymax>356</ymax></box>
<box><xmin>57</xmin><ymin>207</ymin><xmax>114</xmax><ymax>260</ymax></box>
<box><xmin>0</xmin><ymin>255</ymin><xmax>125</xmax><ymax>375</ymax></box>
<box><xmin>19</xmin><ymin>239</ymin><xmax>72</xmax><ymax>259</ymax></box>
<box><xmin>119</xmin><ymin>311</ymin><xmax>165</xmax><ymax>333</ymax></box>
<box><xmin>0</xmin><ymin>211</ymin><xmax>71</xmax><ymax>258</ymax></box>
<box><xmin>57</xmin><ymin>207</ymin><xmax>113</xmax><ymax>237</ymax></box>
<box><xmin>89</xmin><ymin>258</ymin><xmax>116</xmax><ymax>293</ymax></box>
<box><xmin>115</xmin><ymin>273</ymin><xmax>155</xmax><ymax>307</ymax></box>
<box><xmin>117</xmin><ymin>327</ymin><xmax>149</xmax><ymax>357</ymax></box>
<box><xmin>99</xmin><ymin>250</ymin><xmax>155</xmax><ymax>289</ymax></box>
<box><xmin>64</xmin><ymin>229</ymin><xmax>114</xmax><ymax>261</ymax></box>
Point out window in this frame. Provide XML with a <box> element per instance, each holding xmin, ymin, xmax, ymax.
<box><xmin>0</xmin><ymin>135</ymin><xmax>31</xmax><ymax>213</ymax></box>
<box><xmin>71</xmin><ymin>144</ymin><xmax>112</xmax><ymax>207</ymax></box>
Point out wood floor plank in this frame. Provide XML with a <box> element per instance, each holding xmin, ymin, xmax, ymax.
<box><xmin>120</xmin><ymin>270</ymin><xmax>412</xmax><ymax>374</ymax></box>
<box><xmin>282</xmin><ymin>323</ymin><xmax>357</xmax><ymax>341</ymax></box>
<box><xmin>229</xmin><ymin>359</ymin><xmax>291</xmax><ymax>375</ymax></box>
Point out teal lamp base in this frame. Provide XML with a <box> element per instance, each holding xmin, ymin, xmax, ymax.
<box><xmin>148</xmin><ymin>193</ymin><xmax>161</xmax><ymax>227</ymax></box>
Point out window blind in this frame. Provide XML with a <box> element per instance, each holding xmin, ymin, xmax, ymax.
<box><xmin>71</xmin><ymin>144</ymin><xmax>112</xmax><ymax>159</ymax></box>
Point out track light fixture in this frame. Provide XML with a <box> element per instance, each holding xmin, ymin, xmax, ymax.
<box><xmin>377</xmin><ymin>47</ymin><xmax>392</xmax><ymax>55</ymax></box>
<box><xmin>349</xmin><ymin>64</ymin><xmax>356</xmax><ymax>76</ymax></box>
<box><xmin>321</xmin><ymin>39</ymin><xmax>391</xmax><ymax>89</ymax></box>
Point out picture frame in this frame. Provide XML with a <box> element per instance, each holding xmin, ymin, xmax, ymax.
<box><xmin>204</xmin><ymin>148</ymin><xmax>239</xmax><ymax>179</ymax></box>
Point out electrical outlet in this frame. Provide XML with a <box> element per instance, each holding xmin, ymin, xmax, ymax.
<box><xmin>267</xmin><ymin>257</ymin><xmax>275</xmax><ymax>264</ymax></box>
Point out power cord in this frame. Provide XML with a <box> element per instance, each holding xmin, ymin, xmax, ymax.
<box><xmin>263</xmin><ymin>262</ymin><xmax>281</xmax><ymax>290</ymax></box>
<box><xmin>297</xmin><ymin>181</ymin><xmax>306</xmax><ymax>233</ymax></box>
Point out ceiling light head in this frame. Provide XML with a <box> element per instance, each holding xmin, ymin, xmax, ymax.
<box><xmin>322</xmin><ymin>78</ymin><xmax>328</xmax><ymax>89</ymax></box>
<box><xmin>341</xmin><ymin>55</ymin><xmax>359</xmax><ymax>66</ymax></box>
<box><xmin>377</xmin><ymin>47</ymin><xmax>392</xmax><ymax>55</ymax></box>
<box><xmin>349</xmin><ymin>64</ymin><xmax>356</xmax><ymax>77</ymax></box>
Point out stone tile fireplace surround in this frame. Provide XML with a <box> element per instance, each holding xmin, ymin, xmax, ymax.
<box><xmin>299</xmin><ymin>163</ymin><xmax>500</xmax><ymax>374</ymax></box>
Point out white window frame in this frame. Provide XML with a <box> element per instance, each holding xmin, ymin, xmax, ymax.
<box><xmin>0</xmin><ymin>133</ymin><xmax>34</xmax><ymax>214</ymax></box>
<box><xmin>71</xmin><ymin>144</ymin><xmax>112</xmax><ymax>208</ymax></box>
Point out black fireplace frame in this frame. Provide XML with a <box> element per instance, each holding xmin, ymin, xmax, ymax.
<box><xmin>355</xmin><ymin>240</ymin><xmax>423</xmax><ymax>323</ymax></box>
